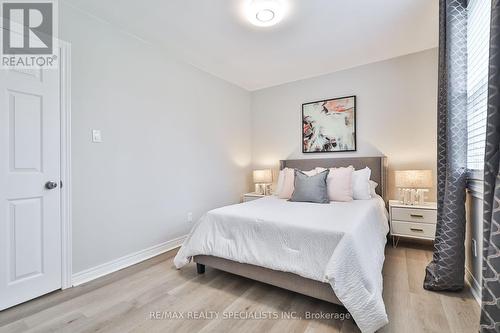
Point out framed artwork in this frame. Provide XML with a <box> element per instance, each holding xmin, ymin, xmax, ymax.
<box><xmin>302</xmin><ymin>95</ymin><xmax>356</xmax><ymax>153</ymax></box>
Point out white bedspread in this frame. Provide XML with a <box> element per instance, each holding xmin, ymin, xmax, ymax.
<box><xmin>174</xmin><ymin>196</ymin><xmax>389</xmax><ymax>332</ymax></box>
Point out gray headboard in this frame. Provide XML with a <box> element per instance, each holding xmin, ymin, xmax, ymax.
<box><xmin>280</xmin><ymin>157</ymin><xmax>388</xmax><ymax>201</ymax></box>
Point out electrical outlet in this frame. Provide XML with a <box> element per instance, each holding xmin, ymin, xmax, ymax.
<box><xmin>187</xmin><ymin>212</ymin><xmax>193</xmax><ymax>223</ymax></box>
<box><xmin>472</xmin><ymin>239</ymin><xmax>477</xmax><ymax>257</ymax></box>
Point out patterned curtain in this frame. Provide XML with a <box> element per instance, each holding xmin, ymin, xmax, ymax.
<box><xmin>423</xmin><ymin>0</ymin><xmax>468</xmax><ymax>291</ymax></box>
<box><xmin>480</xmin><ymin>1</ymin><xmax>500</xmax><ymax>331</ymax></box>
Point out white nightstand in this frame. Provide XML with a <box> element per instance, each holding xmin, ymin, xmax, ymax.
<box><xmin>389</xmin><ymin>200</ymin><xmax>437</xmax><ymax>247</ymax></box>
<box><xmin>242</xmin><ymin>192</ymin><xmax>266</xmax><ymax>202</ymax></box>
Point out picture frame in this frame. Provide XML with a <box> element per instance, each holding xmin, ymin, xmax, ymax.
<box><xmin>302</xmin><ymin>95</ymin><xmax>356</xmax><ymax>153</ymax></box>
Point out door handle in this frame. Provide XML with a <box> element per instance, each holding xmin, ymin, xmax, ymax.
<box><xmin>45</xmin><ymin>181</ymin><xmax>58</xmax><ymax>190</ymax></box>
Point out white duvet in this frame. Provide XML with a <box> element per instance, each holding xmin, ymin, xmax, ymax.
<box><xmin>174</xmin><ymin>196</ymin><xmax>389</xmax><ymax>332</ymax></box>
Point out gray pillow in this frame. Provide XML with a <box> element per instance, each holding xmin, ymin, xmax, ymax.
<box><xmin>289</xmin><ymin>169</ymin><xmax>330</xmax><ymax>204</ymax></box>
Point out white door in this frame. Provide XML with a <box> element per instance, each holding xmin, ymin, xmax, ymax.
<box><xmin>0</xmin><ymin>65</ymin><xmax>61</xmax><ymax>310</ymax></box>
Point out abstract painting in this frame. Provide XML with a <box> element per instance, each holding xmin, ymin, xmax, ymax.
<box><xmin>302</xmin><ymin>95</ymin><xmax>356</xmax><ymax>153</ymax></box>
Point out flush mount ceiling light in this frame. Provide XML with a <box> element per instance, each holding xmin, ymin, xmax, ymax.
<box><xmin>256</xmin><ymin>9</ymin><xmax>275</xmax><ymax>22</ymax></box>
<box><xmin>246</xmin><ymin>0</ymin><xmax>286</xmax><ymax>27</ymax></box>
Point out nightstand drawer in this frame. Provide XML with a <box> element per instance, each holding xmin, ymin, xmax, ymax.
<box><xmin>392</xmin><ymin>220</ymin><xmax>436</xmax><ymax>239</ymax></box>
<box><xmin>391</xmin><ymin>207</ymin><xmax>437</xmax><ymax>224</ymax></box>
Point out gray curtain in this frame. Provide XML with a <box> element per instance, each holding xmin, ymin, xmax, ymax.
<box><xmin>480</xmin><ymin>1</ymin><xmax>500</xmax><ymax>331</ymax></box>
<box><xmin>424</xmin><ymin>0</ymin><xmax>468</xmax><ymax>291</ymax></box>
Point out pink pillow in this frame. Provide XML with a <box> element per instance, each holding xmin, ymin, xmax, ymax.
<box><xmin>278</xmin><ymin>168</ymin><xmax>295</xmax><ymax>199</ymax></box>
<box><xmin>316</xmin><ymin>166</ymin><xmax>354</xmax><ymax>202</ymax></box>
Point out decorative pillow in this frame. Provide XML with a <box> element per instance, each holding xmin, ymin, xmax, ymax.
<box><xmin>316</xmin><ymin>166</ymin><xmax>354</xmax><ymax>202</ymax></box>
<box><xmin>289</xmin><ymin>169</ymin><xmax>330</xmax><ymax>203</ymax></box>
<box><xmin>302</xmin><ymin>169</ymin><xmax>317</xmax><ymax>177</ymax></box>
<box><xmin>278</xmin><ymin>168</ymin><xmax>296</xmax><ymax>199</ymax></box>
<box><xmin>277</xmin><ymin>168</ymin><xmax>317</xmax><ymax>199</ymax></box>
<box><xmin>352</xmin><ymin>167</ymin><xmax>372</xmax><ymax>200</ymax></box>
<box><xmin>370</xmin><ymin>180</ymin><xmax>378</xmax><ymax>197</ymax></box>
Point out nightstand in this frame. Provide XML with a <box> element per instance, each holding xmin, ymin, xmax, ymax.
<box><xmin>389</xmin><ymin>200</ymin><xmax>437</xmax><ymax>247</ymax></box>
<box><xmin>242</xmin><ymin>192</ymin><xmax>266</xmax><ymax>202</ymax></box>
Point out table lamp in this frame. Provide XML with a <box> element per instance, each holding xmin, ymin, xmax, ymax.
<box><xmin>253</xmin><ymin>169</ymin><xmax>272</xmax><ymax>195</ymax></box>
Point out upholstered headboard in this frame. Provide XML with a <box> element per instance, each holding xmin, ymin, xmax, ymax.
<box><xmin>279</xmin><ymin>157</ymin><xmax>388</xmax><ymax>201</ymax></box>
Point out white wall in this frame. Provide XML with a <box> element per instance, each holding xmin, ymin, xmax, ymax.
<box><xmin>60</xmin><ymin>3</ymin><xmax>252</xmax><ymax>274</ymax></box>
<box><xmin>60</xmin><ymin>3</ymin><xmax>439</xmax><ymax>279</ymax></box>
<box><xmin>251</xmin><ymin>48</ymin><xmax>438</xmax><ymax>201</ymax></box>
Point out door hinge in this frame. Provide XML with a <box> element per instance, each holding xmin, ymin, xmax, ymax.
<box><xmin>60</xmin><ymin>180</ymin><xmax>63</xmax><ymax>188</ymax></box>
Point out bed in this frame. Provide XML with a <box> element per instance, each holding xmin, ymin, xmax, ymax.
<box><xmin>174</xmin><ymin>157</ymin><xmax>389</xmax><ymax>333</ymax></box>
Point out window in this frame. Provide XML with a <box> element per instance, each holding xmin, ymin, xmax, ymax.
<box><xmin>467</xmin><ymin>0</ymin><xmax>491</xmax><ymax>171</ymax></box>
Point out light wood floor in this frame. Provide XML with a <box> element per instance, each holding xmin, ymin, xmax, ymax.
<box><xmin>0</xmin><ymin>241</ymin><xmax>480</xmax><ymax>333</ymax></box>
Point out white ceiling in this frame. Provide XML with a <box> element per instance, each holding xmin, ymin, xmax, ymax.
<box><xmin>64</xmin><ymin>0</ymin><xmax>438</xmax><ymax>91</ymax></box>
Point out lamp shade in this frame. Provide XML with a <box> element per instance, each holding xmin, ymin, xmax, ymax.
<box><xmin>395</xmin><ymin>170</ymin><xmax>433</xmax><ymax>188</ymax></box>
<box><xmin>253</xmin><ymin>169</ymin><xmax>272</xmax><ymax>183</ymax></box>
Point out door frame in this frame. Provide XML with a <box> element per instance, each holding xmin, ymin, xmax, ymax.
<box><xmin>59</xmin><ymin>40</ymin><xmax>72</xmax><ymax>289</ymax></box>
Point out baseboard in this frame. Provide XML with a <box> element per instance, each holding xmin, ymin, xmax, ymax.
<box><xmin>72</xmin><ymin>235</ymin><xmax>187</xmax><ymax>286</ymax></box>
<box><xmin>465</xmin><ymin>266</ymin><xmax>481</xmax><ymax>306</ymax></box>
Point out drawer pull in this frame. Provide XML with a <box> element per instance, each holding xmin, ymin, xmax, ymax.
<box><xmin>410</xmin><ymin>228</ymin><xmax>424</xmax><ymax>232</ymax></box>
<box><xmin>410</xmin><ymin>214</ymin><xmax>424</xmax><ymax>218</ymax></box>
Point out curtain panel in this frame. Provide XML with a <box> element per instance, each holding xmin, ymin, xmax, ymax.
<box><xmin>480</xmin><ymin>0</ymin><xmax>500</xmax><ymax>331</ymax></box>
<box><xmin>424</xmin><ymin>0</ymin><xmax>468</xmax><ymax>291</ymax></box>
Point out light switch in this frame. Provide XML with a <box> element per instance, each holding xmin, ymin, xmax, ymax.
<box><xmin>92</xmin><ymin>129</ymin><xmax>102</xmax><ymax>143</ymax></box>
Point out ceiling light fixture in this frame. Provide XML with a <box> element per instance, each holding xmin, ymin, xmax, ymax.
<box><xmin>246</xmin><ymin>0</ymin><xmax>286</xmax><ymax>27</ymax></box>
<box><xmin>256</xmin><ymin>9</ymin><xmax>275</xmax><ymax>22</ymax></box>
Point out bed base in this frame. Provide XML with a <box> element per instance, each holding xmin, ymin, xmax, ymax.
<box><xmin>196</xmin><ymin>263</ymin><xmax>205</xmax><ymax>274</ymax></box>
<box><xmin>193</xmin><ymin>255</ymin><xmax>341</xmax><ymax>305</ymax></box>
<box><xmin>191</xmin><ymin>157</ymin><xmax>387</xmax><ymax>309</ymax></box>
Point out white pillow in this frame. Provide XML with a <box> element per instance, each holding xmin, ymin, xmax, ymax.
<box><xmin>352</xmin><ymin>167</ymin><xmax>372</xmax><ymax>200</ymax></box>
<box><xmin>316</xmin><ymin>166</ymin><xmax>354</xmax><ymax>202</ymax></box>
<box><xmin>369</xmin><ymin>180</ymin><xmax>378</xmax><ymax>198</ymax></box>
